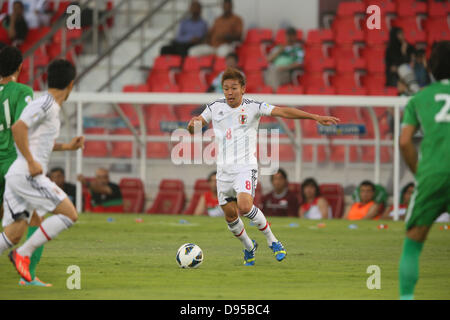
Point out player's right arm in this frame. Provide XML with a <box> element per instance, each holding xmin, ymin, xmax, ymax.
<box><xmin>400</xmin><ymin>99</ymin><xmax>420</xmax><ymax>174</ymax></box>
<box><xmin>11</xmin><ymin>120</ymin><xmax>42</xmax><ymax>176</ymax></box>
<box><xmin>187</xmin><ymin>116</ymin><xmax>208</xmax><ymax>134</ymax></box>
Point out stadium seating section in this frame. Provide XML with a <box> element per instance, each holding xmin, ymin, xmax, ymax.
<box><xmin>0</xmin><ymin>1</ymin><xmax>114</xmax><ymax>90</ymax></box>
<box><xmin>108</xmin><ymin>0</ymin><xmax>449</xmax><ymax>161</ymax></box>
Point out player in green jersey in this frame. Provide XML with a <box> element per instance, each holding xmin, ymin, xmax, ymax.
<box><xmin>0</xmin><ymin>46</ymin><xmax>50</xmax><ymax>287</ymax></box>
<box><xmin>398</xmin><ymin>41</ymin><xmax>450</xmax><ymax>300</ymax></box>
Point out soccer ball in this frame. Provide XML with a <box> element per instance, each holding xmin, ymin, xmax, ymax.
<box><xmin>176</xmin><ymin>243</ymin><xmax>204</xmax><ymax>268</ymax></box>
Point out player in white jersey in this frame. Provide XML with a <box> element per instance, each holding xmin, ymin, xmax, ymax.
<box><xmin>188</xmin><ymin>68</ymin><xmax>339</xmax><ymax>265</ymax></box>
<box><xmin>0</xmin><ymin>59</ymin><xmax>84</xmax><ymax>282</ymax></box>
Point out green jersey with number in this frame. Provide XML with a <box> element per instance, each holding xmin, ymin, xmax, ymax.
<box><xmin>402</xmin><ymin>79</ymin><xmax>450</xmax><ymax>178</ymax></box>
<box><xmin>0</xmin><ymin>81</ymin><xmax>33</xmax><ymax>161</ymax></box>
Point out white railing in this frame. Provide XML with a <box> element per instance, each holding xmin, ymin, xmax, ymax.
<box><xmin>60</xmin><ymin>92</ymin><xmax>410</xmax><ymax>220</ymax></box>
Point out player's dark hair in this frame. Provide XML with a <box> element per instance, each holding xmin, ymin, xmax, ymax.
<box><xmin>400</xmin><ymin>182</ymin><xmax>414</xmax><ymax>204</ymax></box>
<box><xmin>301</xmin><ymin>177</ymin><xmax>321</xmax><ymax>199</ymax></box>
<box><xmin>0</xmin><ymin>46</ymin><xmax>23</xmax><ymax>77</ymax></box>
<box><xmin>286</xmin><ymin>27</ymin><xmax>296</xmax><ymax>36</ymax></box>
<box><xmin>207</xmin><ymin>171</ymin><xmax>217</xmax><ymax>181</ymax></box>
<box><xmin>47</xmin><ymin>59</ymin><xmax>76</xmax><ymax>90</ymax></box>
<box><xmin>360</xmin><ymin>180</ymin><xmax>376</xmax><ymax>192</ymax></box>
<box><xmin>271</xmin><ymin>168</ymin><xmax>288</xmax><ymax>182</ymax></box>
<box><xmin>429</xmin><ymin>41</ymin><xmax>450</xmax><ymax>81</ymax></box>
<box><xmin>50</xmin><ymin>167</ymin><xmax>65</xmax><ymax>176</ymax></box>
<box><xmin>222</xmin><ymin>67</ymin><xmax>246</xmax><ymax>87</ymax></box>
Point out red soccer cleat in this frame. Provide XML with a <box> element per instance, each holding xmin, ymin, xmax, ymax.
<box><xmin>8</xmin><ymin>250</ymin><xmax>32</xmax><ymax>282</ymax></box>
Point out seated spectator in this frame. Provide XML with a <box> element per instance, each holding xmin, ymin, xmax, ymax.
<box><xmin>298</xmin><ymin>178</ymin><xmax>331</xmax><ymax>219</ymax></box>
<box><xmin>194</xmin><ymin>171</ymin><xmax>224</xmax><ymax>217</ymax></box>
<box><xmin>413</xmin><ymin>49</ymin><xmax>431</xmax><ymax>88</ymax></box>
<box><xmin>8</xmin><ymin>0</ymin><xmax>50</xmax><ymax>28</ymax></box>
<box><xmin>261</xmin><ymin>169</ymin><xmax>299</xmax><ymax>217</ymax></box>
<box><xmin>160</xmin><ymin>1</ymin><xmax>207</xmax><ymax>57</ymax></box>
<box><xmin>188</xmin><ymin>0</ymin><xmax>242</xmax><ymax>57</ymax></box>
<box><xmin>207</xmin><ymin>52</ymin><xmax>239</xmax><ymax>93</ymax></box>
<box><xmin>381</xmin><ymin>182</ymin><xmax>414</xmax><ymax>220</ymax></box>
<box><xmin>344</xmin><ymin>180</ymin><xmax>381</xmax><ymax>220</ymax></box>
<box><xmin>2</xmin><ymin>1</ymin><xmax>28</xmax><ymax>46</ymax></box>
<box><xmin>78</xmin><ymin>168</ymin><xmax>123</xmax><ymax>213</ymax></box>
<box><xmin>48</xmin><ymin>167</ymin><xmax>77</xmax><ymax>206</ymax></box>
<box><xmin>265</xmin><ymin>27</ymin><xmax>304</xmax><ymax>91</ymax></box>
<box><xmin>385</xmin><ymin>27</ymin><xmax>419</xmax><ymax>94</ymax></box>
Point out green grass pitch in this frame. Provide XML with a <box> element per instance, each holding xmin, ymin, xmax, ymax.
<box><xmin>1</xmin><ymin>213</ymin><xmax>449</xmax><ymax>300</ymax></box>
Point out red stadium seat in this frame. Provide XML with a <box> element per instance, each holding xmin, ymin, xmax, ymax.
<box><xmin>150</xmin><ymin>82</ymin><xmax>180</xmax><ymax>92</ymax></box>
<box><xmin>276</xmin><ymin>85</ymin><xmax>304</xmax><ymax>94</ymax></box>
<box><xmin>332</xmin><ymin>19</ymin><xmax>364</xmax><ymax>44</ymax></box>
<box><xmin>119</xmin><ymin>178</ymin><xmax>145</xmax><ymax>213</ymax></box>
<box><xmin>305</xmin><ymin>86</ymin><xmax>335</xmax><ymax>95</ymax></box>
<box><xmin>174</xmin><ymin>104</ymin><xmax>199</xmax><ymax>122</ymax></box>
<box><xmin>212</xmin><ymin>57</ymin><xmax>227</xmax><ymax>73</ymax></box>
<box><xmin>182</xmin><ymin>55</ymin><xmax>214</xmax><ymax>72</ymax></box>
<box><xmin>424</xmin><ymin>18</ymin><xmax>450</xmax><ymax>45</ymax></box>
<box><xmin>177</xmin><ymin>72</ymin><xmax>207</xmax><ymax>92</ymax></box>
<box><xmin>332</xmin><ymin>74</ymin><xmax>360</xmax><ymax>91</ymax></box>
<box><xmin>306</xmin><ymin>29</ymin><xmax>334</xmax><ymax>46</ymax></box>
<box><xmin>83</xmin><ymin>127</ymin><xmax>109</xmax><ymax>157</ymax></box>
<box><xmin>147</xmin><ymin>180</ymin><xmax>186</xmax><ymax>214</ymax></box>
<box><xmin>335</xmin><ymin>57</ymin><xmax>366</xmax><ymax>73</ymax></box>
<box><xmin>110</xmin><ymin>128</ymin><xmax>134</xmax><ymax>158</ymax></box>
<box><xmin>146</xmin><ymin>142</ymin><xmax>170</xmax><ymax>159</ymax></box>
<box><xmin>336</xmin><ymin>2</ymin><xmax>365</xmax><ymax>17</ymax></box>
<box><xmin>300</xmin><ymin>73</ymin><xmax>329</xmax><ymax>88</ymax></box>
<box><xmin>244</xmin><ymin>28</ymin><xmax>273</xmax><ymax>44</ymax></box>
<box><xmin>147</xmin><ymin>71</ymin><xmax>174</xmax><ymax>88</ymax></box>
<box><xmin>246</xmin><ymin>85</ymin><xmax>273</xmax><ymax>94</ymax></box>
<box><xmin>120</xmin><ymin>84</ymin><xmax>150</xmax><ymax>127</ymax></box>
<box><xmin>367</xmin><ymin>86</ymin><xmax>398</xmax><ymax>96</ymax></box>
<box><xmin>145</xmin><ymin>104</ymin><xmax>177</xmax><ymax>134</ymax></box>
<box><xmin>0</xmin><ymin>25</ymin><xmax>11</xmax><ymax>45</ymax></box>
<box><xmin>242</xmin><ymin>55</ymin><xmax>268</xmax><ymax>72</ymax></box>
<box><xmin>183</xmin><ymin>179</ymin><xmax>210</xmax><ymax>215</ymax></box>
<box><xmin>152</xmin><ymin>55</ymin><xmax>182</xmax><ymax>71</ymax></box>
<box><xmin>391</xmin><ymin>17</ymin><xmax>427</xmax><ymax>44</ymax></box>
<box><xmin>428</xmin><ymin>1</ymin><xmax>450</xmax><ymax>17</ymax></box>
<box><xmin>395</xmin><ymin>0</ymin><xmax>427</xmax><ymax>17</ymax></box>
<box><xmin>363</xmin><ymin>0</ymin><xmax>396</xmax><ymax>14</ymax></box>
<box><xmin>237</xmin><ymin>44</ymin><xmax>265</xmax><ymax>62</ymax></box>
<box><xmin>319</xmin><ymin>184</ymin><xmax>345</xmax><ymax>218</ymax></box>
<box><xmin>244</xmin><ymin>71</ymin><xmax>265</xmax><ymax>87</ymax></box>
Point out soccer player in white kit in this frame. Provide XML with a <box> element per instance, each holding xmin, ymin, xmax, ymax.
<box><xmin>188</xmin><ymin>68</ymin><xmax>339</xmax><ymax>265</ymax></box>
<box><xmin>0</xmin><ymin>59</ymin><xmax>84</xmax><ymax>282</ymax></box>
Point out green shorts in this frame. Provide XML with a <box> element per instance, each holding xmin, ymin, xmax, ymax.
<box><xmin>405</xmin><ymin>173</ymin><xmax>450</xmax><ymax>230</ymax></box>
<box><xmin>0</xmin><ymin>157</ymin><xmax>16</xmax><ymax>202</ymax></box>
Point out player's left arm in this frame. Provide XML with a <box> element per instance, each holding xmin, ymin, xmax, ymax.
<box><xmin>399</xmin><ymin>124</ymin><xmax>418</xmax><ymax>174</ymax></box>
<box><xmin>53</xmin><ymin>136</ymin><xmax>85</xmax><ymax>151</ymax></box>
<box><xmin>270</xmin><ymin>106</ymin><xmax>340</xmax><ymax>126</ymax></box>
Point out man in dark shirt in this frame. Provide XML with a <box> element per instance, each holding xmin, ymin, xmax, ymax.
<box><xmin>261</xmin><ymin>169</ymin><xmax>299</xmax><ymax>217</ymax></box>
<box><xmin>48</xmin><ymin>167</ymin><xmax>76</xmax><ymax>206</ymax></box>
<box><xmin>78</xmin><ymin>168</ymin><xmax>123</xmax><ymax>213</ymax></box>
<box><xmin>2</xmin><ymin>1</ymin><xmax>28</xmax><ymax>46</ymax></box>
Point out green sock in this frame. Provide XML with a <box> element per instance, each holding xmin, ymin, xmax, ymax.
<box><xmin>26</xmin><ymin>226</ymin><xmax>44</xmax><ymax>281</ymax></box>
<box><xmin>399</xmin><ymin>237</ymin><xmax>424</xmax><ymax>300</ymax></box>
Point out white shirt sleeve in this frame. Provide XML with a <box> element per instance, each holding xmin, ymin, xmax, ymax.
<box><xmin>259</xmin><ymin>102</ymin><xmax>276</xmax><ymax>116</ymax></box>
<box><xmin>20</xmin><ymin>99</ymin><xmax>48</xmax><ymax>128</ymax></box>
<box><xmin>200</xmin><ymin>104</ymin><xmax>212</xmax><ymax>123</ymax></box>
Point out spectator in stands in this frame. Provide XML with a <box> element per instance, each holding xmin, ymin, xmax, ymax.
<box><xmin>160</xmin><ymin>1</ymin><xmax>207</xmax><ymax>57</ymax></box>
<box><xmin>8</xmin><ymin>0</ymin><xmax>49</xmax><ymax>28</ymax></box>
<box><xmin>344</xmin><ymin>180</ymin><xmax>381</xmax><ymax>220</ymax></box>
<box><xmin>385</xmin><ymin>27</ymin><xmax>419</xmax><ymax>94</ymax></box>
<box><xmin>78</xmin><ymin>168</ymin><xmax>124</xmax><ymax>213</ymax></box>
<box><xmin>48</xmin><ymin>167</ymin><xmax>77</xmax><ymax>206</ymax></box>
<box><xmin>381</xmin><ymin>182</ymin><xmax>414</xmax><ymax>220</ymax></box>
<box><xmin>261</xmin><ymin>169</ymin><xmax>299</xmax><ymax>217</ymax></box>
<box><xmin>194</xmin><ymin>171</ymin><xmax>224</xmax><ymax>217</ymax></box>
<box><xmin>207</xmin><ymin>52</ymin><xmax>239</xmax><ymax>93</ymax></box>
<box><xmin>188</xmin><ymin>0</ymin><xmax>243</xmax><ymax>57</ymax></box>
<box><xmin>265</xmin><ymin>27</ymin><xmax>304</xmax><ymax>91</ymax></box>
<box><xmin>298</xmin><ymin>177</ymin><xmax>331</xmax><ymax>219</ymax></box>
<box><xmin>413</xmin><ymin>49</ymin><xmax>431</xmax><ymax>88</ymax></box>
<box><xmin>2</xmin><ymin>1</ymin><xmax>28</xmax><ymax>46</ymax></box>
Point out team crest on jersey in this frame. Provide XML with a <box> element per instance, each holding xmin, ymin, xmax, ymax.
<box><xmin>239</xmin><ymin>114</ymin><xmax>248</xmax><ymax>124</ymax></box>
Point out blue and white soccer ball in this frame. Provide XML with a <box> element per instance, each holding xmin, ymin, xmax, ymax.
<box><xmin>176</xmin><ymin>243</ymin><xmax>204</xmax><ymax>268</ymax></box>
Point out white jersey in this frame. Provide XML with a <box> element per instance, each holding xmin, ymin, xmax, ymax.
<box><xmin>200</xmin><ymin>98</ymin><xmax>275</xmax><ymax>177</ymax></box>
<box><xmin>7</xmin><ymin>93</ymin><xmax>60</xmax><ymax>177</ymax></box>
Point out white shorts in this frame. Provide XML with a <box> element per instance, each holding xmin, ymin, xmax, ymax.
<box><xmin>217</xmin><ymin>168</ymin><xmax>258</xmax><ymax>206</ymax></box>
<box><xmin>2</xmin><ymin>174</ymin><xmax>67</xmax><ymax>228</ymax></box>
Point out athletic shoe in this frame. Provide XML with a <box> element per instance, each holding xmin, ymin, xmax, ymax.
<box><xmin>243</xmin><ymin>240</ymin><xmax>258</xmax><ymax>266</ymax></box>
<box><xmin>19</xmin><ymin>277</ymin><xmax>53</xmax><ymax>287</ymax></box>
<box><xmin>8</xmin><ymin>250</ymin><xmax>32</xmax><ymax>282</ymax></box>
<box><xmin>270</xmin><ymin>241</ymin><xmax>286</xmax><ymax>261</ymax></box>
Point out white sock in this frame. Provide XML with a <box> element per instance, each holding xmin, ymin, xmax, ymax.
<box><xmin>0</xmin><ymin>232</ymin><xmax>14</xmax><ymax>255</ymax></box>
<box><xmin>244</xmin><ymin>205</ymin><xmax>278</xmax><ymax>246</ymax></box>
<box><xmin>17</xmin><ymin>214</ymin><xmax>74</xmax><ymax>257</ymax></box>
<box><xmin>227</xmin><ymin>217</ymin><xmax>254</xmax><ymax>251</ymax></box>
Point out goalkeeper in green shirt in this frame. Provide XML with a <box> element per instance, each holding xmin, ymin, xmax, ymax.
<box><xmin>398</xmin><ymin>41</ymin><xmax>450</xmax><ymax>300</ymax></box>
<box><xmin>0</xmin><ymin>46</ymin><xmax>51</xmax><ymax>287</ymax></box>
